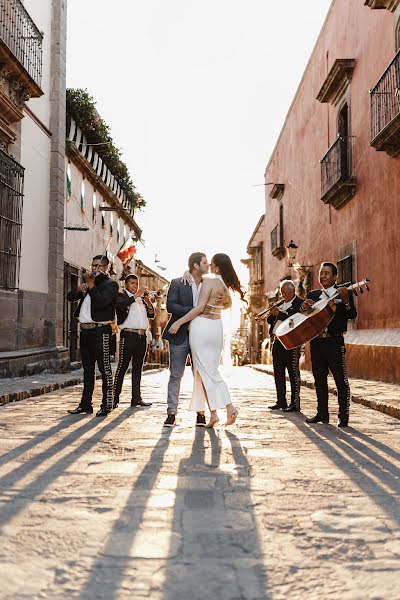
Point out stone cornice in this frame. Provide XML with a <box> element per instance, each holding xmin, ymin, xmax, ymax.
<box><xmin>0</xmin><ymin>42</ymin><xmax>43</xmax><ymax>100</ymax></box>
<box><xmin>364</xmin><ymin>0</ymin><xmax>400</xmax><ymax>11</ymax></box>
<box><xmin>67</xmin><ymin>143</ymin><xmax>142</xmax><ymax>241</ymax></box>
<box><xmin>269</xmin><ymin>184</ymin><xmax>285</xmax><ymax>199</ymax></box>
<box><xmin>317</xmin><ymin>59</ymin><xmax>355</xmax><ymax>104</ymax></box>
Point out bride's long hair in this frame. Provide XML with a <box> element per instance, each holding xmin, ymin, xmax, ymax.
<box><xmin>212</xmin><ymin>253</ymin><xmax>246</xmax><ymax>303</ymax></box>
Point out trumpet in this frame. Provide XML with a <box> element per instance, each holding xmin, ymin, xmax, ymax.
<box><xmin>255</xmin><ymin>299</ymin><xmax>284</xmax><ymax>320</ymax></box>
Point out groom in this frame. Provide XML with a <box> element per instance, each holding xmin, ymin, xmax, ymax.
<box><xmin>162</xmin><ymin>252</ymin><xmax>212</xmax><ymax>427</ymax></box>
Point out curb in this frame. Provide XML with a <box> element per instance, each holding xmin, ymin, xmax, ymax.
<box><xmin>250</xmin><ymin>364</ymin><xmax>400</xmax><ymax>421</ymax></box>
<box><xmin>0</xmin><ymin>364</ymin><xmax>167</xmax><ymax>407</ymax></box>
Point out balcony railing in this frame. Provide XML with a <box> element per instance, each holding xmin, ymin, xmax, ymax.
<box><xmin>271</xmin><ymin>225</ymin><xmax>278</xmax><ymax>252</ymax></box>
<box><xmin>320</xmin><ymin>136</ymin><xmax>356</xmax><ymax>208</ymax></box>
<box><xmin>370</xmin><ymin>49</ymin><xmax>400</xmax><ymax>156</ymax></box>
<box><xmin>0</xmin><ymin>0</ymin><xmax>43</xmax><ymax>89</ymax></box>
<box><xmin>270</xmin><ymin>224</ymin><xmax>285</xmax><ymax>258</ymax></box>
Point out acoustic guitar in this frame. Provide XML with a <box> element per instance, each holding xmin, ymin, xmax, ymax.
<box><xmin>275</xmin><ymin>279</ymin><xmax>370</xmax><ymax>350</ymax></box>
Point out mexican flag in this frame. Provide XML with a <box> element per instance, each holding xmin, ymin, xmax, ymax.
<box><xmin>117</xmin><ymin>238</ymin><xmax>136</xmax><ymax>264</ymax></box>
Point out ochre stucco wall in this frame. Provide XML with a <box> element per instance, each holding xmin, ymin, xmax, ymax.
<box><xmin>263</xmin><ymin>0</ymin><xmax>399</xmax><ymax>333</ymax></box>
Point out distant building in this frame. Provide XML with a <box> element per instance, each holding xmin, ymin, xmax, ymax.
<box><xmin>134</xmin><ymin>259</ymin><xmax>170</xmax><ymax>339</ymax></box>
<box><xmin>0</xmin><ymin>1</ymin><xmax>67</xmax><ymax>377</ymax></box>
<box><xmin>259</xmin><ymin>0</ymin><xmax>400</xmax><ymax>382</ymax></box>
<box><xmin>242</xmin><ymin>216</ymin><xmax>266</xmax><ymax>364</ymax></box>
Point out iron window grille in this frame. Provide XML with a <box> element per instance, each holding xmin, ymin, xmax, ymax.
<box><xmin>0</xmin><ymin>149</ymin><xmax>24</xmax><ymax>290</ymax></box>
<box><xmin>337</xmin><ymin>254</ymin><xmax>353</xmax><ymax>287</ymax></box>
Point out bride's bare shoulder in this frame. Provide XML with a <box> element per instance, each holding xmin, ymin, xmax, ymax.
<box><xmin>202</xmin><ymin>275</ymin><xmax>223</xmax><ymax>289</ymax></box>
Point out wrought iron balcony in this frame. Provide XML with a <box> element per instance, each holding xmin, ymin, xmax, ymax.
<box><xmin>270</xmin><ymin>224</ymin><xmax>285</xmax><ymax>259</ymax></box>
<box><xmin>0</xmin><ymin>0</ymin><xmax>43</xmax><ymax>93</ymax></box>
<box><xmin>320</xmin><ymin>136</ymin><xmax>356</xmax><ymax>209</ymax></box>
<box><xmin>370</xmin><ymin>49</ymin><xmax>400</xmax><ymax>156</ymax></box>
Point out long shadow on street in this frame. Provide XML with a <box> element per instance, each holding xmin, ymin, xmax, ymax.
<box><xmin>290</xmin><ymin>417</ymin><xmax>400</xmax><ymax>527</ymax></box>
<box><xmin>162</xmin><ymin>427</ymin><xmax>269</xmax><ymax>600</ymax></box>
<box><xmin>77</xmin><ymin>429</ymin><xmax>173</xmax><ymax>599</ymax></box>
<box><xmin>0</xmin><ymin>409</ymin><xmax>134</xmax><ymax>527</ymax></box>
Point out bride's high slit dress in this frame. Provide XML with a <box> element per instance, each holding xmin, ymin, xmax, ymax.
<box><xmin>188</xmin><ymin>315</ymin><xmax>232</xmax><ymax>412</ymax></box>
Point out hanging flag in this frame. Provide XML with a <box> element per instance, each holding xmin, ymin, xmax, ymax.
<box><xmin>80</xmin><ymin>179</ymin><xmax>85</xmax><ymax>214</ymax></box>
<box><xmin>117</xmin><ymin>238</ymin><xmax>136</xmax><ymax>265</ymax></box>
<box><xmin>66</xmin><ymin>163</ymin><xmax>72</xmax><ymax>202</ymax></box>
<box><xmin>101</xmin><ymin>209</ymin><xmax>106</xmax><ymax>229</ymax></box>
<box><xmin>92</xmin><ymin>192</ymin><xmax>97</xmax><ymax>223</ymax></box>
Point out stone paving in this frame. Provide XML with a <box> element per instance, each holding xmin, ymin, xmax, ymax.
<box><xmin>0</xmin><ymin>364</ymin><xmax>164</xmax><ymax>406</ymax></box>
<box><xmin>1</xmin><ymin>367</ymin><xmax>400</xmax><ymax>599</ymax></box>
<box><xmin>252</xmin><ymin>363</ymin><xmax>400</xmax><ymax>420</ymax></box>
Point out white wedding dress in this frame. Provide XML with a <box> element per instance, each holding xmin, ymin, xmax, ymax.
<box><xmin>188</xmin><ymin>276</ymin><xmax>232</xmax><ymax>412</ymax></box>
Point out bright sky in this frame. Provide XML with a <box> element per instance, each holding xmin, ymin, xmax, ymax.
<box><xmin>67</xmin><ymin>0</ymin><xmax>332</xmax><ymax>285</ymax></box>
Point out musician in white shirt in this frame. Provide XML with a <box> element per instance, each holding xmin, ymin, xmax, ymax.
<box><xmin>113</xmin><ymin>275</ymin><xmax>155</xmax><ymax>408</ymax></box>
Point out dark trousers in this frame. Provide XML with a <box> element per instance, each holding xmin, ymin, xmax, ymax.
<box><xmin>113</xmin><ymin>331</ymin><xmax>147</xmax><ymax>405</ymax></box>
<box><xmin>310</xmin><ymin>336</ymin><xmax>350</xmax><ymax>421</ymax></box>
<box><xmin>80</xmin><ymin>325</ymin><xmax>113</xmax><ymax>411</ymax></box>
<box><xmin>272</xmin><ymin>339</ymin><xmax>301</xmax><ymax>408</ymax></box>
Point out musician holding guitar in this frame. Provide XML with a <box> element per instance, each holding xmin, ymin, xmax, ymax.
<box><xmin>302</xmin><ymin>262</ymin><xmax>357</xmax><ymax>427</ymax></box>
<box><xmin>267</xmin><ymin>280</ymin><xmax>303</xmax><ymax>412</ymax></box>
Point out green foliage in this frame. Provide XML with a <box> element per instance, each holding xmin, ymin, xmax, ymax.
<box><xmin>66</xmin><ymin>88</ymin><xmax>146</xmax><ymax>210</ymax></box>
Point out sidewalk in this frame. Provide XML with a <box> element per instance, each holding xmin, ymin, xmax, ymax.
<box><xmin>251</xmin><ymin>363</ymin><xmax>400</xmax><ymax>420</ymax></box>
<box><xmin>0</xmin><ymin>363</ymin><xmax>166</xmax><ymax>406</ymax></box>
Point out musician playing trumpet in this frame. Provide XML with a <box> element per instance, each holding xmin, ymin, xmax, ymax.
<box><xmin>267</xmin><ymin>280</ymin><xmax>303</xmax><ymax>412</ymax></box>
<box><xmin>113</xmin><ymin>274</ymin><xmax>155</xmax><ymax>409</ymax></box>
<box><xmin>303</xmin><ymin>262</ymin><xmax>357</xmax><ymax>427</ymax></box>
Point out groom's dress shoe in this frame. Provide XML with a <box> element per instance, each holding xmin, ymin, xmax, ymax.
<box><xmin>337</xmin><ymin>419</ymin><xmax>349</xmax><ymax>428</ymax></box>
<box><xmin>306</xmin><ymin>414</ymin><xmax>329</xmax><ymax>424</ymax></box>
<box><xmin>284</xmin><ymin>404</ymin><xmax>300</xmax><ymax>413</ymax></box>
<box><xmin>68</xmin><ymin>406</ymin><xmax>93</xmax><ymax>415</ymax></box>
<box><xmin>268</xmin><ymin>403</ymin><xmax>287</xmax><ymax>410</ymax></box>
<box><xmin>131</xmin><ymin>399</ymin><xmax>152</xmax><ymax>407</ymax></box>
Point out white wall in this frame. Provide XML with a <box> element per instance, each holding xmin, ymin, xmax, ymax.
<box><xmin>64</xmin><ymin>160</ymin><xmax>136</xmax><ymax>278</ymax></box>
<box><xmin>19</xmin><ymin>116</ymin><xmax>51</xmax><ymax>293</ymax></box>
<box><xmin>18</xmin><ymin>1</ymin><xmax>53</xmax><ymax>293</ymax></box>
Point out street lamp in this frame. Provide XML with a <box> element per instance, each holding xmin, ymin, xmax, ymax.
<box><xmin>286</xmin><ymin>240</ymin><xmax>298</xmax><ymax>267</ymax></box>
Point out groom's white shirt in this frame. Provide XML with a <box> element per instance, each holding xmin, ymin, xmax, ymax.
<box><xmin>191</xmin><ymin>280</ymin><xmax>202</xmax><ymax>307</ymax></box>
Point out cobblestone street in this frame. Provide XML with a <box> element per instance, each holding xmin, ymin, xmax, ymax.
<box><xmin>1</xmin><ymin>367</ymin><xmax>400</xmax><ymax>600</ymax></box>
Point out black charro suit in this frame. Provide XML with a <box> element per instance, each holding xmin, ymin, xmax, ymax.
<box><xmin>67</xmin><ymin>273</ymin><xmax>118</xmax><ymax>413</ymax></box>
<box><xmin>267</xmin><ymin>296</ymin><xmax>303</xmax><ymax>409</ymax></box>
<box><xmin>306</xmin><ymin>286</ymin><xmax>357</xmax><ymax>423</ymax></box>
<box><xmin>113</xmin><ymin>291</ymin><xmax>155</xmax><ymax>406</ymax></box>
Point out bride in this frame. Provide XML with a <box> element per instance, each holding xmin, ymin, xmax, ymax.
<box><xmin>168</xmin><ymin>253</ymin><xmax>245</xmax><ymax>427</ymax></box>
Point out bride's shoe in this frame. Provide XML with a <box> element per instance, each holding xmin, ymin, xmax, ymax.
<box><xmin>206</xmin><ymin>416</ymin><xmax>220</xmax><ymax>428</ymax></box>
<box><xmin>225</xmin><ymin>409</ymin><xmax>239</xmax><ymax>426</ymax></box>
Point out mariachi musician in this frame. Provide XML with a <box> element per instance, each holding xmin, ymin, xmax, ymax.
<box><xmin>67</xmin><ymin>255</ymin><xmax>119</xmax><ymax>417</ymax></box>
<box><xmin>267</xmin><ymin>280</ymin><xmax>303</xmax><ymax>412</ymax></box>
<box><xmin>113</xmin><ymin>274</ymin><xmax>155</xmax><ymax>408</ymax></box>
<box><xmin>302</xmin><ymin>262</ymin><xmax>357</xmax><ymax>427</ymax></box>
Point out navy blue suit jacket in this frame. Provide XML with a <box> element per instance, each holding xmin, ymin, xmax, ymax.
<box><xmin>162</xmin><ymin>278</ymin><xmax>194</xmax><ymax>346</ymax></box>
